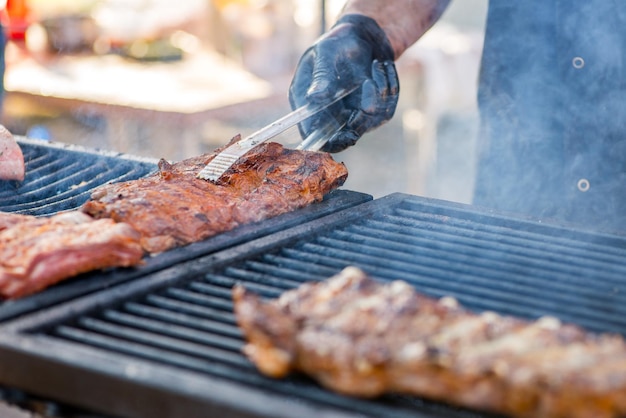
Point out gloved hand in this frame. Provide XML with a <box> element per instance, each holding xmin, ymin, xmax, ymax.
<box><xmin>289</xmin><ymin>14</ymin><xmax>400</xmax><ymax>153</ymax></box>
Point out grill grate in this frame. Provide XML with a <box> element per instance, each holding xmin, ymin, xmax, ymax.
<box><xmin>1</xmin><ymin>193</ymin><xmax>626</xmax><ymax>417</ymax></box>
<box><xmin>0</xmin><ymin>138</ymin><xmax>157</xmax><ymax>215</ymax></box>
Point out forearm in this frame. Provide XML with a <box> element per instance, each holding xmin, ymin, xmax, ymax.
<box><xmin>341</xmin><ymin>0</ymin><xmax>452</xmax><ymax>59</ymax></box>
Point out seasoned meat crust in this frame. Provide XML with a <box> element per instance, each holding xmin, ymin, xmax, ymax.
<box><xmin>0</xmin><ymin>212</ymin><xmax>33</xmax><ymax>231</ymax></box>
<box><xmin>82</xmin><ymin>138</ymin><xmax>348</xmax><ymax>253</ymax></box>
<box><xmin>0</xmin><ymin>211</ymin><xmax>144</xmax><ymax>299</ymax></box>
<box><xmin>233</xmin><ymin>267</ymin><xmax>626</xmax><ymax>418</ymax></box>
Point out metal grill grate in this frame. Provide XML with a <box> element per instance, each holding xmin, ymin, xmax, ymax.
<box><xmin>1</xmin><ymin>193</ymin><xmax>626</xmax><ymax>417</ymax></box>
<box><xmin>0</xmin><ymin>138</ymin><xmax>157</xmax><ymax>215</ymax></box>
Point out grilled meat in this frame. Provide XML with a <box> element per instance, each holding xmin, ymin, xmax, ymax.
<box><xmin>233</xmin><ymin>267</ymin><xmax>626</xmax><ymax>418</ymax></box>
<box><xmin>0</xmin><ymin>212</ymin><xmax>34</xmax><ymax>231</ymax></box>
<box><xmin>82</xmin><ymin>138</ymin><xmax>348</xmax><ymax>253</ymax></box>
<box><xmin>0</xmin><ymin>126</ymin><xmax>25</xmax><ymax>181</ymax></box>
<box><xmin>0</xmin><ymin>211</ymin><xmax>143</xmax><ymax>299</ymax></box>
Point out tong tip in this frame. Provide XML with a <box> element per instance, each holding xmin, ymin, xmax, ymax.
<box><xmin>196</xmin><ymin>153</ymin><xmax>240</xmax><ymax>182</ymax></box>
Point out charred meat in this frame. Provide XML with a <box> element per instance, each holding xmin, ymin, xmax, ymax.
<box><xmin>82</xmin><ymin>138</ymin><xmax>348</xmax><ymax>253</ymax></box>
<box><xmin>233</xmin><ymin>267</ymin><xmax>626</xmax><ymax>418</ymax></box>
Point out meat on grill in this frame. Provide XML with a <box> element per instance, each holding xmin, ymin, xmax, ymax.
<box><xmin>233</xmin><ymin>267</ymin><xmax>626</xmax><ymax>418</ymax></box>
<box><xmin>0</xmin><ymin>211</ymin><xmax>144</xmax><ymax>299</ymax></box>
<box><xmin>0</xmin><ymin>212</ymin><xmax>33</xmax><ymax>231</ymax></box>
<box><xmin>82</xmin><ymin>138</ymin><xmax>348</xmax><ymax>253</ymax></box>
<box><xmin>0</xmin><ymin>125</ymin><xmax>25</xmax><ymax>181</ymax></box>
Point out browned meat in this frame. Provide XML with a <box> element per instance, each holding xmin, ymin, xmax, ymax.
<box><xmin>233</xmin><ymin>267</ymin><xmax>626</xmax><ymax>418</ymax></box>
<box><xmin>0</xmin><ymin>125</ymin><xmax>25</xmax><ymax>181</ymax></box>
<box><xmin>0</xmin><ymin>211</ymin><xmax>144</xmax><ymax>299</ymax></box>
<box><xmin>0</xmin><ymin>212</ymin><xmax>34</xmax><ymax>231</ymax></box>
<box><xmin>82</xmin><ymin>138</ymin><xmax>348</xmax><ymax>253</ymax></box>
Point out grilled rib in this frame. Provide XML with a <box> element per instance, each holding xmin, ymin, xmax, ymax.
<box><xmin>82</xmin><ymin>137</ymin><xmax>348</xmax><ymax>253</ymax></box>
<box><xmin>0</xmin><ymin>211</ymin><xmax>144</xmax><ymax>299</ymax></box>
<box><xmin>233</xmin><ymin>267</ymin><xmax>626</xmax><ymax>418</ymax></box>
<box><xmin>0</xmin><ymin>212</ymin><xmax>33</xmax><ymax>231</ymax></box>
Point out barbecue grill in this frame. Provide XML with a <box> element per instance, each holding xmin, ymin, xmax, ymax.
<box><xmin>1</xmin><ymin>192</ymin><xmax>626</xmax><ymax>418</ymax></box>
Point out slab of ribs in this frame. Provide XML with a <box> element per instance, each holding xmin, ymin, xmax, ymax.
<box><xmin>0</xmin><ymin>211</ymin><xmax>143</xmax><ymax>299</ymax></box>
<box><xmin>233</xmin><ymin>266</ymin><xmax>626</xmax><ymax>418</ymax></box>
<box><xmin>82</xmin><ymin>138</ymin><xmax>348</xmax><ymax>253</ymax></box>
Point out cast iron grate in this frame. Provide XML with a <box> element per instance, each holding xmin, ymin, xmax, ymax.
<box><xmin>0</xmin><ymin>138</ymin><xmax>157</xmax><ymax>215</ymax></box>
<box><xmin>1</xmin><ymin>193</ymin><xmax>626</xmax><ymax>418</ymax></box>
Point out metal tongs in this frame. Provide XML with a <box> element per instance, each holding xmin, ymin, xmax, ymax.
<box><xmin>197</xmin><ymin>86</ymin><xmax>357</xmax><ymax>182</ymax></box>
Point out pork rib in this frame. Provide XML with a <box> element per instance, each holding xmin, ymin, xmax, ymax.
<box><xmin>0</xmin><ymin>212</ymin><xmax>34</xmax><ymax>231</ymax></box>
<box><xmin>0</xmin><ymin>211</ymin><xmax>144</xmax><ymax>299</ymax></box>
<box><xmin>0</xmin><ymin>125</ymin><xmax>25</xmax><ymax>181</ymax></box>
<box><xmin>233</xmin><ymin>267</ymin><xmax>626</xmax><ymax>418</ymax></box>
<box><xmin>82</xmin><ymin>138</ymin><xmax>348</xmax><ymax>253</ymax></box>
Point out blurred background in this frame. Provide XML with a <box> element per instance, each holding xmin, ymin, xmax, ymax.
<box><xmin>0</xmin><ymin>0</ymin><xmax>488</xmax><ymax>202</ymax></box>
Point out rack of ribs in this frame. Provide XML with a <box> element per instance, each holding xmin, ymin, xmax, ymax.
<box><xmin>0</xmin><ymin>211</ymin><xmax>143</xmax><ymax>299</ymax></box>
<box><xmin>233</xmin><ymin>266</ymin><xmax>626</xmax><ymax>418</ymax></box>
<box><xmin>82</xmin><ymin>138</ymin><xmax>348</xmax><ymax>254</ymax></box>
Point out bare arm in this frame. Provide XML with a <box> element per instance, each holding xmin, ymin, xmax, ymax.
<box><xmin>341</xmin><ymin>0</ymin><xmax>452</xmax><ymax>59</ymax></box>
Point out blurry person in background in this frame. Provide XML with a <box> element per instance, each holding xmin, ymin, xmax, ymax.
<box><xmin>289</xmin><ymin>1</ymin><xmax>626</xmax><ymax>233</ymax></box>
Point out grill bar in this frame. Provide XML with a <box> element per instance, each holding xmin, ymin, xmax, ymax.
<box><xmin>0</xmin><ymin>193</ymin><xmax>625</xmax><ymax>417</ymax></box>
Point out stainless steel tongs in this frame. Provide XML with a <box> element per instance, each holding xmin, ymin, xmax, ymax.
<box><xmin>197</xmin><ymin>86</ymin><xmax>357</xmax><ymax>182</ymax></box>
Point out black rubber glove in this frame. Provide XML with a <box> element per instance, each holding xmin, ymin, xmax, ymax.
<box><xmin>289</xmin><ymin>14</ymin><xmax>400</xmax><ymax>153</ymax></box>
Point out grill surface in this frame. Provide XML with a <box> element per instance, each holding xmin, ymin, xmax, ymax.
<box><xmin>1</xmin><ymin>193</ymin><xmax>626</xmax><ymax>418</ymax></box>
<box><xmin>0</xmin><ymin>138</ymin><xmax>157</xmax><ymax>215</ymax></box>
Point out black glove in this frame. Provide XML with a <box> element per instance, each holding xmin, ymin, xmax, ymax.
<box><xmin>289</xmin><ymin>14</ymin><xmax>400</xmax><ymax>153</ymax></box>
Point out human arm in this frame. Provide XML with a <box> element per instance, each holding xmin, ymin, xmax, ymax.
<box><xmin>342</xmin><ymin>0</ymin><xmax>452</xmax><ymax>59</ymax></box>
<box><xmin>289</xmin><ymin>0</ymin><xmax>452</xmax><ymax>152</ymax></box>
